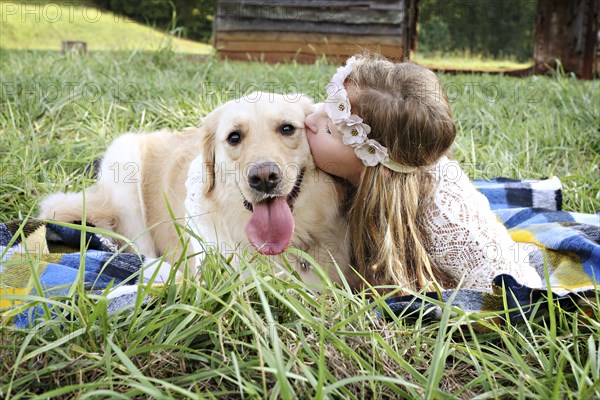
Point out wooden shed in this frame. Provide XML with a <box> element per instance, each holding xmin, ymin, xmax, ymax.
<box><xmin>214</xmin><ymin>0</ymin><xmax>418</xmax><ymax>63</ymax></box>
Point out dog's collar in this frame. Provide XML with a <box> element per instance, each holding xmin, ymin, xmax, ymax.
<box><xmin>286</xmin><ymin>168</ymin><xmax>304</xmax><ymax>209</ymax></box>
<box><xmin>243</xmin><ymin>168</ymin><xmax>305</xmax><ymax>212</ymax></box>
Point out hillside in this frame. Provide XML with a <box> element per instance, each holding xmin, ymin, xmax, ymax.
<box><xmin>0</xmin><ymin>0</ymin><xmax>213</xmax><ymax>53</ymax></box>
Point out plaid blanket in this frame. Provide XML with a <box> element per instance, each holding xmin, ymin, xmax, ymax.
<box><xmin>0</xmin><ymin>220</ymin><xmax>174</xmax><ymax>328</ymax></box>
<box><xmin>1</xmin><ymin>177</ymin><xmax>598</xmax><ymax>327</ymax></box>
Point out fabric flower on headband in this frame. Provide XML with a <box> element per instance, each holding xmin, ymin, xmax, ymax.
<box><xmin>354</xmin><ymin>140</ymin><xmax>388</xmax><ymax>167</ymax></box>
<box><xmin>324</xmin><ymin>57</ymin><xmax>417</xmax><ymax>173</ymax></box>
<box><xmin>339</xmin><ymin>115</ymin><xmax>370</xmax><ymax>146</ymax></box>
<box><xmin>324</xmin><ymin>91</ymin><xmax>351</xmax><ymax>122</ymax></box>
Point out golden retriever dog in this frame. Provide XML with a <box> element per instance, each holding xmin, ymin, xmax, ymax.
<box><xmin>39</xmin><ymin>92</ymin><xmax>357</xmax><ymax>286</ymax></box>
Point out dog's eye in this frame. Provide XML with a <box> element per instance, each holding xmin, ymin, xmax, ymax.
<box><xmin>227</xmin><ymin>131</ymin><xmax>242</xmax><ymax>145</ymax></box>
<box><xmin>279</xmin><ymin>124</ymin><xmax>295</xmax><ymax>136</ymax></box>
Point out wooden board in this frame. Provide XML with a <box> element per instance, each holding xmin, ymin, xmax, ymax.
<box><xmin>216</xmin><ymin>40</ymin><xmax>401</xmax><ymax>56</ymax></box>
<box><xmin>216</xmin><ymin>32</ymin><xmax>403</xmax><ymax>47</ymax></box>
<box><xmin>217</xmin><ymin>0</ymin><xmax>405</xmax><ymax>11</ymax></box>
<box><xmin>216</xmin><ymin>19</ymin><xmax>403</xmax><ymax>36</ymax></box>
<box><xmin>218</xmin><ymin>50</ymin><xmax>380</xmax><ymax>64</ymax></box>
<box><xmin>216</xmin><ymin>4</ymin><xmax>405</xmax><ymax>25</ymax></box>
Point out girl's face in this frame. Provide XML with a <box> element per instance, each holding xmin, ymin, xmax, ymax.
<box><xmin>305</xmin><ymin>103</ymin><xmax>364</xmax><ymax>186</ymax></box>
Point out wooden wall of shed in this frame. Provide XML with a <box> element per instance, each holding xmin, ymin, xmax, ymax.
<box><xmin>215</xmin><ymin>0</ymin><xmax>416</xmax><ymax>63</ymax></box>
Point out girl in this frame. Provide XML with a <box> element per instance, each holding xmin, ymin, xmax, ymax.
<box><xmin>304</xmin><ymin>54</ymin><xmax>542</xmax><ymax>292</ymax></box>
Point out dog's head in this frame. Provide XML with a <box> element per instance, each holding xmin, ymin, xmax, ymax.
<box><xmin>199</xmin><ymin>91</ymin><xmax>316</xmax><ymax>255</ymax></box>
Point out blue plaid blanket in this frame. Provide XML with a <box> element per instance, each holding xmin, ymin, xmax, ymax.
<box><xmin>1</xmin><ymin>177</ymin><xmax>598</xmax><ymax>327</ymax></box>
<box><xmin>0</xmin><ymin>220</ymin><xmax>174</xmax><ymax>328</ymax></box>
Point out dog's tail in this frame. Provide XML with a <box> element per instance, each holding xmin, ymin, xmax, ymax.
<box><xmin>38</xmin><ymin>187</ymin><xmax>117</xmax><ymax>232</ymax></box>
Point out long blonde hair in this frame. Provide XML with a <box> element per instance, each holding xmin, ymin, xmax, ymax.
<box><xmin>346</xmin><ymin>55</ymin><xmax>456</xmax><ymax>292</ymax></box>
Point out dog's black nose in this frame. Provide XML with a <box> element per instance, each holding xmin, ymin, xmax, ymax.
<box><xmin>248</xmin><ymin>162</ymin><xmax>282</xmax><ymax>194</ymax></box>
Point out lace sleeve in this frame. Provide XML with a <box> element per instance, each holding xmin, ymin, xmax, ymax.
<box><xmin>424</xmin><ymin>158</ymin><xmax>542</xmax><ymax>291</ymax></box>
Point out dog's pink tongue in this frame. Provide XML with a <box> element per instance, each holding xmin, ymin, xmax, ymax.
<box><xmin>245</xmin><ymin>196</ymin><xmax>294</xmax><ymax>255</ymax></box>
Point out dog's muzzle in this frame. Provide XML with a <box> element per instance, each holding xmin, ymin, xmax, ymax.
<box><xmin>244</xmin><ymin>165</ymin><xmax>304</xmax><ymax>212</ymax></box>
<box><xmin>242</xmin><ymin>166</ymin><xmax>306</xmax><ymax>255</ymax></box>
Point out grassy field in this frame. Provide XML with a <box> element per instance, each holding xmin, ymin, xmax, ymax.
<box><xmin>0</xmin><ymin>0</ymin><xmax>539</xmax><ymax>72</ymax></box>
<box><xmin>0</xmin><ymin>0</ymin><xmax>213</xmax><ymax>54</ymax></box>
<box><xmin>412</xmin><ymin>52</ymin><xmax>532</xmax><ymax>72</ymax></box>
<box><xmin>0</xmin><ymin>48</ymin><xmax>599</xmax><ymax>399</ymax></box>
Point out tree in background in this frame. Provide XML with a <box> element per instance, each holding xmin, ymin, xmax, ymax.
<box><xmin>418</xmin><ymin>0</ymin><xmax>537</xmax><ymax>61</ymax></box>
<box><xmin>533</xmin><ymin>0</ymin><xmax>598</xmax><ymax>79</ymax></box>
<box><xmin>92</xmin><ymin>0</ymin><xmax>216</xmax><ymax>42</ymax></box>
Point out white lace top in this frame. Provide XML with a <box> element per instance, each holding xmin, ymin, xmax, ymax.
<box><xmin>424</xmin><ymin>156</ymin><xmax>542</xmax><ymax>290</ymax></box>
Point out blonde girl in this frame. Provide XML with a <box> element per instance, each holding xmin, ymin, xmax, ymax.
<box><xmin>304</xmin><ymin>54</ymin><xmax>541</xmax><ymax>293</ymax></box>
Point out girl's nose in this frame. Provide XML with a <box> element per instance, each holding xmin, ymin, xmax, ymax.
<box><xmin>304</xmin><ymin>113</ymin><xmax>317</xmax><ymax>134</ymax></box>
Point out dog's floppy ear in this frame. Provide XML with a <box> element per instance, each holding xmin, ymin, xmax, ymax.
<box><xmin>199</xmin><ymin>105</ymin><xmax>223</xmax><ymax>195</ymax></box>
<box><xmin>294</xmin><ymin>94</ymin><xmax>316</xmax><ymax>117</ymax></box>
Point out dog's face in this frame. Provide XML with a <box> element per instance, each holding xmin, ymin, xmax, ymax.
<box><xmin>200</xmin><ymin>92</ymin><xmax>316</xmax><ymax>255</ymax></box>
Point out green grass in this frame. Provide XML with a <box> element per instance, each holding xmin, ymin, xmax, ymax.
<box><xmin>0</xmin><ymin>0</ymin><xmax>213</xmax><ymax>54</ymax></box>
<box><xmin>1</xmin><ymin>49</ymin><xmax>599</xmax><ymax>399</ymax></box>
<box><xmin>413</xmin><ymin>51</ymin><xmax>533</xmax><ymax>72</ymax></box>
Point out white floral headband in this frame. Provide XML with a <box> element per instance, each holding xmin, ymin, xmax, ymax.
<box><xmin>325</xmin><ymin>57</ymin><xmax>417</xmax><ymax>174</ymax></box>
